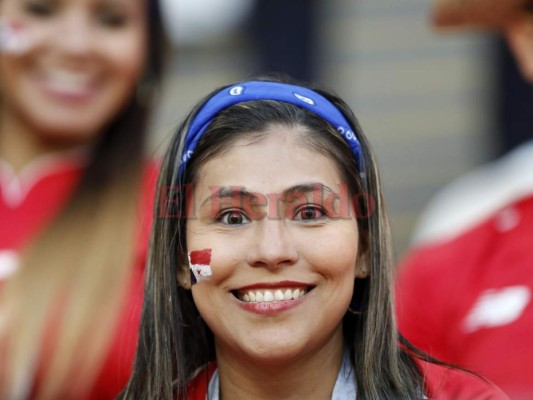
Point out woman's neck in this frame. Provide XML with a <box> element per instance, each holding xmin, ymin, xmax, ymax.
<box><xmin>215</xmin><ymin>329</ymin><xmax>345</xmax><ymax>400</ymax></box>
<box><xmin>0</xmin><ymin>107</ymin><xmax>86</xmax><ymax>173</ymax></box>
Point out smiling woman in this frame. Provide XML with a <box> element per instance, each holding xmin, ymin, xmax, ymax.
<box><xmin>0</xmin><ymin>0</ymin><xmax>166</xmax><ymax>398</ymax></box>
<box><xmin>120</xmin><ymin>77</ymin><xmax>508</xmax><ymax>399</ymax></box>
<box><xmin>0</xmin><ymin>0</ymin><xmax>148</xmax><ymax>141</ymax></box>
<box><xmin>187</xmin><ymin>125</ymin><xmax>361</xmax><ymax>371</ymax></box>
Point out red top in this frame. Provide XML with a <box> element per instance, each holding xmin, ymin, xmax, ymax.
<box><xmin>0</xmin><ymin>152</ymin><xmax>158</xmax><ymax>399</ymax></box>
<box><xmin>182</xmin><ymin>361</ymin><xmax>507</xmax><ymax>399</ymax></box>
<box><xmin>396</xmin><ymin>195</ymin><xmax>533</xmax><ymax>400</ymax></box>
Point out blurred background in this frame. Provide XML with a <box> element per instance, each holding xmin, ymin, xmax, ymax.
<box><xmin>151</xmin><ymin>0</ymin><xmax>530</xmax><ymax>256</ymax></box>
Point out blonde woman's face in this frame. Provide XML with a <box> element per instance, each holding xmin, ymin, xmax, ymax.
<box><xmin>186</xmin><ymin>126</ymin><xmax>362</xmax><ymax>366</ymax></box>
<box><xmin>0</xmin><ymin>0</ymin><xmax>147</xmax><ymax>141</ymax></box>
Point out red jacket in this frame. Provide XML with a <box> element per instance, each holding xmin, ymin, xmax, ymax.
<box><xmin>397</xmin><ymin>196</ymin><xmax>533</xmax><ymax>400</ymax></box>
<box><xmin>0</xmin><ymin>154</ymin><xmax>158</xmax><ymax>399</ymax></box>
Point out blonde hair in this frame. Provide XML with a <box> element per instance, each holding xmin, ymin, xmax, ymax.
<box><xmin>1</xmin><ymin>171</ymin><xmax>139</xmax><ymax>399</ymax></box>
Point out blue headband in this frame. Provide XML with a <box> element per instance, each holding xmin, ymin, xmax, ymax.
<box><xmin>179</xmin><ymin>81</ymin><xmax>364</xmax><ymax>178</ymax></box>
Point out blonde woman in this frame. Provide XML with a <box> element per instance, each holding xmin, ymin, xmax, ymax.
<box><xmin>0</xmin><ymin>0</ymin><xmax>166</xmax><ymax>398</ymax></box>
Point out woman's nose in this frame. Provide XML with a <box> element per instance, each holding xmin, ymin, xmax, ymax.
<box><xmin>246</xmin><ymin>219</ymin><xmax>299</xmax><ymax>269</ymax></box>
<box><xmin>53</xmin><ymin>13</ymin><xmax>95</xmax><ymax>58</ymax></box>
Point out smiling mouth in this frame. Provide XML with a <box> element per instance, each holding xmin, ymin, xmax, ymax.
<box><xmin>38</xmin><ymin>70</ymin><xmax>97</xmax><ymax>98</ymax></box>
<box><xmin>232</xmin><ymin>287</ymin><xmax>314</xmax><ymax>304</ymax></box>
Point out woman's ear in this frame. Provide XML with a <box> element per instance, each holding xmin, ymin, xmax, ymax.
<box><xmin>355</xmin><ymin>250</ymin><xmax>370</xmax><ymax>279</ymax></box>
<box><xmin>177</xmin><ymin>264</ymin><xmax>192</xmax><ymax>290</ymax></box>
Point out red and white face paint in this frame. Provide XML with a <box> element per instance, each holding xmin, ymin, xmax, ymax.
<box><xmin>188</xmin><ymin>249</ymin><xmax>213</xmax><ymax>284</ymax></box>
<box><xmin>0</xmin><ymin>19</ymin><xmax>30</xmax><ymax>54</ymax></box>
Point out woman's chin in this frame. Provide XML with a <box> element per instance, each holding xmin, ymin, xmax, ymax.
<box><xmin>229</xmin><ymin>338</ymin><xmax>313</xmax><ymax>367</ymax></box>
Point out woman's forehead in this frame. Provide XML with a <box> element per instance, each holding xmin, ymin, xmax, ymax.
<box><xmin>194</xmin><ymin>127</ymin><xmax>344</xmax><ymax>195</ymax></box>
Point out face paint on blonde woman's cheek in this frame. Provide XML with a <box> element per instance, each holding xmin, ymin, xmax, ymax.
<box><xmin>0</xmin><ymin>19</ymin><xmax>31</xmax><ymax>54</ymax></box>
<box><xmin>188</xmin><ymin>249</ymin><xmax>213</xmax><ymax>284</ymax></box>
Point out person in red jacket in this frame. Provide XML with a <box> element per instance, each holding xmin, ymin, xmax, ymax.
<box><xmin>396</xmin><ymin>141</ymin><xmax>533</xmax><ymax>400</ymax></box>
<box><xmin>120</xmin><ymin>77</ymin><xmax>507</xmax><ymax>399</ymax></box>
<box><xmin>0</xmin><ymin>0</ymin><xmax>167</xmax><ymax>398</ymax></box>
<box><xmin>397</xmin><ymin>1</ymin><xmax>533</xmax><ymax>399</ymax></box>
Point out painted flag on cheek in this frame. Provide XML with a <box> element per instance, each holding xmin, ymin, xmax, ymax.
<box><xmin>0</xmin><ymin>19</ymin><xmax>30</xmax><ymax>54</ymax></box>
<box><xmin>188</xmin><ymin>249</ymin><xmax>212</xmax><ymax>284</ymax></box>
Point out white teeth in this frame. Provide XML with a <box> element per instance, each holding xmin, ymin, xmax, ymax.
<box><xmin>43</xmin><ymin>70</ymin><xmax>93</xmax><ymax>94</ymax></box>
<box><xmin>238</xmin><ymin>287</ymin><xmax>309</xmax><ymax>303</ymax></box>
<box><xmin>48</xmin><ymin>70</ymin><xmax>91</xmax><ymax>85</ymax></box>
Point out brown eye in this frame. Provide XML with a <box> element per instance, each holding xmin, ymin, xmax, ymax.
<box><xmin>97</xmin><ymin>12</ymin><xmax>127</xmax><ymax>28</ymax></box>
<box><xmin>218</xmin><ymin>210</ymin><xmax>250</xmax><ymax>226</ymax></box>
<box><xmin>24</xmin><ymin>0</ymin><xmax>55</xmax><ymax>18</ymax></box>
<box><xmin>294</xmin><ymin>205</ymin><xmax>326</xmax><ymax>221</ymax></box>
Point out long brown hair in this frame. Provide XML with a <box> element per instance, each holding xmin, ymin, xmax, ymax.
<box><xmin>0</xmin><ymin>1</ymin><xmax>167</xmax><ymax>398</ymax></box>
<box><xmin>121</xmin><ymin>76</ymin><xmax>429</xmax><ymax>399</ymax></box>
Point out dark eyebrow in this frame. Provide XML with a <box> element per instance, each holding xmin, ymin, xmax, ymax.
<box><xmin>95</xmin><ymin>0</ymin><xmax>140</xmax><ymax>11</ymax></box>
<box><xmin>200</xmin><ymin>186</ymin><xmax>259</xmax><ymax>207</ymax></box>
<box><xmin>96</xmin><ymin>0</ymin><xmax>131</xmax><ymax>5</ymax></box>
<box><xmin>283</xmin><ymin>183</ymin><xmax>336</xmax><ymax>201</ymax></box>
<box><xmin>200</xmin><ymin>183</ymin><xmax>336</xmax><ymax>207</ymax></box>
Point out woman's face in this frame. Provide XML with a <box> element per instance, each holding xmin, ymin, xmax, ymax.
<box><xmin>0</xmin><ymin>0</ymin><xmax>147</xmax><ymax>141</ymax></box>
<box><xmin>186</xmin><ymin>126</ymin><xmax>362</xmax><ymax>366</ymax></box>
